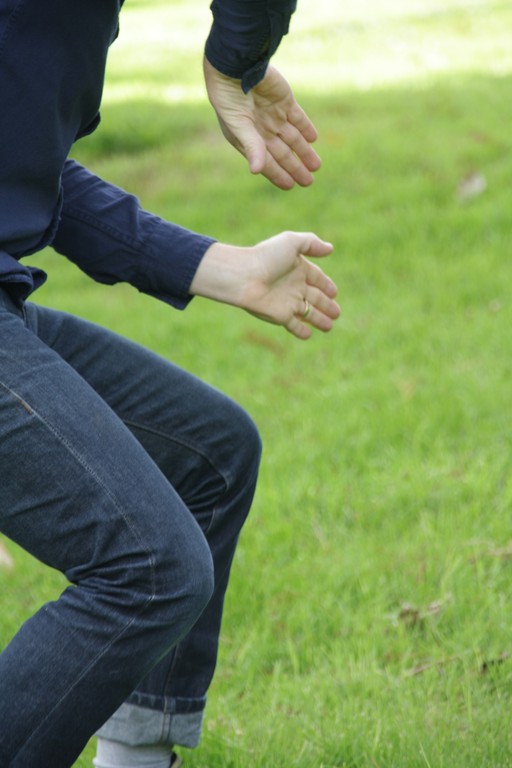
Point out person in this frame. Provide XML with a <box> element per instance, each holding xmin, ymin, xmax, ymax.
<box><xmin>0</xmin><ymin>1</ymin><xmax>340</xmax><ymax>766</ymax></box>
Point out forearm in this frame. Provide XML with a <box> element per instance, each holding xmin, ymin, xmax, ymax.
<box><xmin>53</xmin><ymin>160</ymin><xmax>215</xmax><ymax>308</ymax></box>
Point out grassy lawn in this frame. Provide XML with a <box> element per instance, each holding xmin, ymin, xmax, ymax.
<box><xmin>2</xmin><ymin>0</ymin><xmax>512</xmax><ymax>765</ymax></box>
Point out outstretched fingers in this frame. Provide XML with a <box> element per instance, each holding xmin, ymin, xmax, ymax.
<box><xmin>277</xmin><ymin>122</ymin><xmax>321</xmax><ymax>173</ymax></box>
<box><xmin>285</xmin><ymin>313</ymin><xmax>313</xmax><ymax>340</ymax></box>
<box><xmin>255</xmin><ymin>150</ymin><xmax>297</xmax><ymax>190</ymax></box>
<box><xmin>293</xmin><ymin>285</ymin><xmax>340</xmax><ymax>332</ymax></box>
<box><xmin>290</xmin><ymin>255</ymin><xmax>341</xmax><ymax>336</ymax></box>
<box><xmin>303</xmin><ymin>257</ymin><xmax>338</xmax><ymax>297</ymax></box>
<box><xmin>302</xmin><ymin>288</ymin><xmax>340</xmax><ymax>330</ymax></box>
<box><xmin>261</xmin><ymin>129</ymin><xmax>321</xmax><ymax>188</ymax></box>
<box><xmin>287</xmin><ymin>100</ymin><xmax>319</xmax><ymax>144</ymax></box>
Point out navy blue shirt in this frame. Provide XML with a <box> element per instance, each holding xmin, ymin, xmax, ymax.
<box><xmin>0</xmin><ymin>0</ymin><xmax>295</xmax><ymax>306</ymax></box>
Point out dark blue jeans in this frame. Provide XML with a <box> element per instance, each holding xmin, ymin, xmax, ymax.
<box><xmin>0</xmin><ymin>287</ymin><xmax>261</xmax><ymax>767</ymax></box>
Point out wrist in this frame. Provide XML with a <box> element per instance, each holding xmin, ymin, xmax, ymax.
<box><xmin>203</xmin><ymin>55</ymin><xmax>241</xmax><ymax>86</ymax></box>
<box><xmin>189</xmin><ymin>241</ymin><xmax>255</xmax><ymax>308</ymax></box>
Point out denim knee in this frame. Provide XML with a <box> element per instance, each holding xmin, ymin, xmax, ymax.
<box><xmin>148</xmin><ymin>527</ymin><xmax>215</xmax><ymax>640</ymax></box>
<box><xmin>76</xmin><ymin>505</ymin><xmax>214</xmax><ymax>657</ymax></box>
<box><xmin>230</xmin><ymin>406</ymin><xmax>263</xmax><ymax>480</ymax></box>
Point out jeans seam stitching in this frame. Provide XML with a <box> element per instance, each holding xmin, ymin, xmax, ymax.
<box><xmin>22</xmin><ymin>403</ymin><xmax>156</xmax><ymax>593</ymax></box>
<box><xmin>7</xmin><ymin>401</ymin><xmax>159</xmax><ymax>762</ymax></box>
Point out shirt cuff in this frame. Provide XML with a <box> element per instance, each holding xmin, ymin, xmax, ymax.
<box><xmin>140</xmin><ymin>215</ymin><xmax>216</xmax><ymax>309</ymax></box>
<box><xmin>204</xmin><ymin>0</ymin><xmax>297</xmax><ymax>93</ymax></box>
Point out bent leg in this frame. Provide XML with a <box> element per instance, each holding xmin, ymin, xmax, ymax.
<box><xmin>0</xmin><ymin>292</ymin><xmax>213</xmax><ymax>767</ymax></box>
<box><xmin>25</xmin><ymin>301</ymin><xmax>262</xmax><ymax>749</ymax></box>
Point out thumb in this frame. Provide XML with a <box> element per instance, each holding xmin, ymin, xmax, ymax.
<box><xmin>241</xmin><ymin>132</ymin><xmax>267</xmax><ymax>174</ymax></box>
<box><xmin>293</xmin><ymin>232</ymin><xmax>334</xmax><ymax>258</ymax></box>
<box><xmin>222</xmin><ymin>117</ymin><xmax>267</xmax><ymax>174</ymax></box>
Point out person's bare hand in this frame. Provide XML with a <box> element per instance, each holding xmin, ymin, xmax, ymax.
<box><xmin>190</xmin><ymin>232</ymin><xmax>340</xmax><ymax>340</ymax></box>
<box><xmin>242</xmin><ymin>232</ymin><xmax>339</xmax><ymax>339</ymax></box>
<box><xmin>204</xmin><ymin>57</ymin><xmax>321</xmax><ymax>190</ymax></box>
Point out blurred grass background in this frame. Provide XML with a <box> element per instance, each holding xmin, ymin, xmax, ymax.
<box><xmin>2</xmin><ymin>0</ymin><xmax>512</xmax><ymax>765</ymax></box>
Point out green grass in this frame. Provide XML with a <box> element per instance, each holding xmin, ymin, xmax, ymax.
<box><xmin>2</xmin><ymin>0</ymin><xmax>512</xmax><ymax>765</ymax></box>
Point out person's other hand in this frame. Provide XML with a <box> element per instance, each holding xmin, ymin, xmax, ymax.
<box><xmin>204</xmin><ymin>57</ymin><xmax>321</xmax><ymax>190</ymax></box>
<box><xmin>190</xmin><ymin>232</ymin><xmax>340</xmax><ymax>340</ymax></box>
<box><xmin>242</xmin><ymin>232</ymin><xmax>339</xmax><ymax>339</ymax></box>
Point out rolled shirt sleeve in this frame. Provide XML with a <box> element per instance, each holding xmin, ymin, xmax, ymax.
<box><xmin>204</xmin><ymin>0</ymin><xmax>297</xmax><ymax>92</ymax></box>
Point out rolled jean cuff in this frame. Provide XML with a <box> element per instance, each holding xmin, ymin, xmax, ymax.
<box><xmin>95</xmin><ymin>698</ymin><xmax>206</xmax><ymax>749</ymax></box>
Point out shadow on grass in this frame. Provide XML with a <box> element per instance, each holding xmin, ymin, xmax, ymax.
<box><xmin>71</xmin><ymin>70</ymin><xmax>512</xmax><ymax>263</ymax></box>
